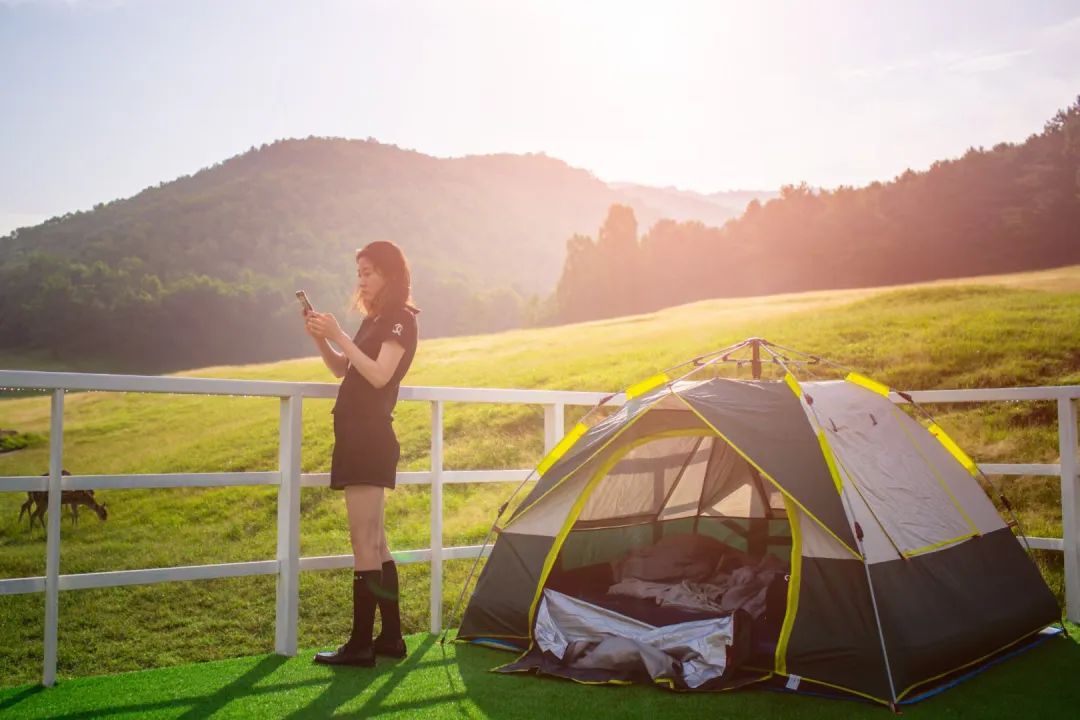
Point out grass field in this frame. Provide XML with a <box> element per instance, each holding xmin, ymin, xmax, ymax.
<box><xmin>0</xmin><ymin>627</ymin><xmax>1078</xmax><ymax>719</ymax></box>
<box><xmin>1</xmin><ymin>265</ymin><xmax>1079</xmax><ymax>688</ymax></box>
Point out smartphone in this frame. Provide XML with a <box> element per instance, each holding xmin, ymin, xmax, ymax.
<box><xmin>295</xmin><ymin>290</ymin><xmax>314</xmax><ymax>314</ymax></box>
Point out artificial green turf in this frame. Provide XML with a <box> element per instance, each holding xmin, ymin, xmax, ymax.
<box><xmin>1</xmin><ymin>626</ymin><xmax>1078</xmax><ymax>719</ymax></box>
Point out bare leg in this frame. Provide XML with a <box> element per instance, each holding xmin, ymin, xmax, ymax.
<box><xmin>379</xmin><ymin>525</ymin><xmax>392</xmax><ymax>564</ymax></box>
<box><xmin>344</xmin><ymin>485</ymin><xmax>386</xmax><ymax>571</ymax></box>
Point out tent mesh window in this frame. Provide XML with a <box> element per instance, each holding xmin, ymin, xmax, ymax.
<box><xmin>546</xmin><ymin>431</ymin><xmax>793</xmax><ymax>662</ymax></box>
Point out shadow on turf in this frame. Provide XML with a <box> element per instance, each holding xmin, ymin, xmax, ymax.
<box><xmin>6</xmin><ymin>629</ymin><xmax>1076</xmax><ymax>718</ymax></box>
<box><xmin>285</xmin><ymin>634</ymin><xmax>457</xmax><ymax>718</ymax></box>
<box><xmin>0</xmin><ymin>684</ymin><xmax>45</xmax><ymax>714</ymax></box>
<box><xmin>11</xmin><ymin>654</ymin><xmax>298</xmax><ymax>720</ymax></box>
<box><xmin>177</xmin><ymin>654</ymin><xmax>291</xmax><ymax>719</ymax></box>
<box><xmin>1</xmin><ymin>636</ymin><xmax>458</xmax><ymax>720</ymax></box>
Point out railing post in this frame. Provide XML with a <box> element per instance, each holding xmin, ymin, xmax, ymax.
<box><xmin>275</xmin><ymin>394</ymin><xmax>302</xmax><ymax>655</ymax></box>
<box><xmin>1059</xmin><ymin>397</ymin><xmax>1079</xmax><ymax>623</ymax></box>
<box><xmin>430</xmin><ymin>400</ymin><xmax>444</xmax><ymax>634</ymax></box>
<box><xmin>543</xmin><ymin>402</ymin><xmax>565</xmax><ymax>454</ymax></box>
<box><xmin>43</xmin><ymin>389</ymin><xmax>64</xmax><ymax>686</ymax></box>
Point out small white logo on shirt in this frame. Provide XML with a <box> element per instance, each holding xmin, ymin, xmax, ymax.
<box><xmin>392</xmin><ymin>323</ymin><xmax>403</xmax><ymax>336</ymax></box>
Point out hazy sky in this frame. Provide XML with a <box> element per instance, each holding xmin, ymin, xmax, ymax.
<box><xmin>2</xmin><ymin>0</ymin><xmax>1079</xmax><ymax>235</ymax></box>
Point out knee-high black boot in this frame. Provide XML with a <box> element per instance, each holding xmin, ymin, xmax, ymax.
<box><xmin>314</xmin><ymin>570</ymin><xmax>379</xmax><ymax>666</ymax></box>
<box><xmin>373</xmin><ymin>560</ymin><xmax>407</xmax><ymax>658</ymax></box>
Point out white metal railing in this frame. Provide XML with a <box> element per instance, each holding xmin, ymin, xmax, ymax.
<box><xmin>0</xmin><ymin>370</ymin><xmax>616</xmax><ymax>686</ymax></box>
<box><xmin>0</xmin><ymin>370</ymin><xmax>1077</xmax><ymax>688</ymax></box>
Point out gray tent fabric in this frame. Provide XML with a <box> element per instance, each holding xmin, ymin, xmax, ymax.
<box><xmin>459</xmin><ymin>352</ymin><xmax>1060</xmax><ymax>705</ymax></box>
<box><xmin>458</xmin><ymin>532</ymin><xmax>554</xmax><ymax>639</ymax></box>
<box><xmin>806</xmin><ymin>380</ymin><xmax>1001</xmax><ymax>555</ymax></box>
<box><xmin>866</xmin><ymin>527</ymin><xmax>1060</xmax><ymax>693</ymax></box>
<box><xmin>785</xmin><ymin>555</ymin><xmax>894</xmax><ymax>699</ymax></box>
<box><xmin>678</xmin><ymin>380</ymin><xmax>857</xmax><ymax>550</ymax></box>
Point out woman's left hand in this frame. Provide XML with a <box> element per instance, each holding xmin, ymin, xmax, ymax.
<box><xmin>305</xmin><ymin>312</ymin><xmax>347</xmax><ymax>344</ymax></box>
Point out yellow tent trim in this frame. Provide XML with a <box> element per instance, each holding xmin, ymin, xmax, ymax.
<box><xmin>537</xmin><ymin>422</ymin><xmax>589</xmax><ymax>476</ymax></box>
<box><xmin>563</xmin><ymin>676</ymin><xmax>635</xmax><ymax>686</ymax></box>
<box><xmin>466</xmin><ymin>639</ymin><xmax>525</xmax><ymax>651</ymax></box>
<box><xmin>927</xmin><ymin>422</ymin><xmax>980</xmax><ymax>477</ymax></box>
<box><xmin>846</xmin><ymin>372</ymin><xmax>891</xmax><ymax>397</ymax></box>
<box><xmin>774</xmin><ymin>497</ymin><xmax>802</xmax><ymax>676</ymax></box>
<box><xmin>901</xmin><ymin>531</ymin><xmax>979</xmax><ymax>558</ymax></box>
<box><xmin>817</xmin><ymin>431</ymin><xmax>844</xmax><ymax>494</ymax></box>
<box><xmin>895</xmin><ymin>625</ymin><xmax>1051</xmax><ymax>701</ymax></box>
<box><xmin>491</xmin><ymin>662</ymin><xmax>534</xmax><ymax>673</ymax></box>
<box><xmin>454</xmin><ymin>632</ymin><xmax>528</xmax><ymax>642</ymax></box>
<box><xmin>626</xmin><ymin>372</ymin><xmax>670</xmax><ymax>400</ymax></box>
<box><xmin>790</xmin><ymin>674</ymin><xmax>891</xmax><ymax>706</ymax></box>
<box><xmin>523</xmin><ymin>480</ymin><xmax>598</xmax><ymax>634</ymax></box>
<box><xmin>784</xmin><ymin>372</ymin><xmax>803</xmax><ymax>397</ymax></box>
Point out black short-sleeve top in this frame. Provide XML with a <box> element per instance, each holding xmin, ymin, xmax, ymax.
<box><xmin>331</xmin><ymin>304</ymin><xmax>419</xmax><ymax>424</ymax></box>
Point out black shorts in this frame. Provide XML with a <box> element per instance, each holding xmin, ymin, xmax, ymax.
<box><xmin>330</xmin><ymin>414</ymin><xmax>400</xmax><ymax>490</ymax></box>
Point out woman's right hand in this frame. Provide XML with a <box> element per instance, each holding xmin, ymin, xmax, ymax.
<box><xmin>302</xmin><ymin>309</ymin><xmax>321</xmax><ymax>340</ymax></box>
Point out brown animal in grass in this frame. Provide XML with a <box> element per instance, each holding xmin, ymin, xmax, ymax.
<box><xmin>18</xmin><ymin>471</ymin><xmax>108</xmax><ymax>530</ymax></box>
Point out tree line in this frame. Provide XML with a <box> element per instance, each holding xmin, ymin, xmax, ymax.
<box><xmin>551</xmin><ymin>97</ymin><xmax>1080</xmax><ymax>323</ymax></box>
<box><xmin>0</xmin><ymin>253</ymin><xmax>533</xmax><ymax>373</ymax></box>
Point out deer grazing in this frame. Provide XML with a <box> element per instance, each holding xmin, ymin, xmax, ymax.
<box><xmin>17</xmin><ymin>470</ymin><xmax>108</xmax><ymax>530</ymax></box>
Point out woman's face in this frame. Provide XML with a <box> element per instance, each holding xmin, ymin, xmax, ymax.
<box><xmin>357</xmin><ymin>257</ymin><xmax>386</xmax><ymax>306</ymax></box>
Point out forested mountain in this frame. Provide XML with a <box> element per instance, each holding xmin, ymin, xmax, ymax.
<box><xmin>8</xmin><ymin>96</ymin><xmax>1077</xmax><ymax>374</ymax></box>
<box><xmin>553</xmin><ymin>98</ymin><xmax>1080</xmax><ymax>323</ymax></box>
<box><xmin>0</xmin><ymin>138</ymin><xmax>767</xmax><ymax>372</ymax></box>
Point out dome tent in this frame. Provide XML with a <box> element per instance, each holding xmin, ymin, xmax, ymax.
<box><xmin>456</xmin><ymin>339</ymin><xmax>1061</xmax><ymax>707</ymax></box>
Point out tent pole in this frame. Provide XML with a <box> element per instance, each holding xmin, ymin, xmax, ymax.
<box><xmin>751</xmin><ymin>338</ymin><xmax>762</xmax><ymax>380</ymax></box>
<box><xmin>840</xmin><ymin>485</ymin><xmax>901</xmax><ymax>707</ymax></box>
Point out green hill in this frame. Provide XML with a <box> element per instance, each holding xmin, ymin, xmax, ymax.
<box><xmin>0</xmin><ymin>137</ymin><xmax>774</xmax><ymax>374</ymax></box>
<box><xmin>1</xmin><ymin>266</ymin><xmax>1079</xmax><ymax>687</ymax></box>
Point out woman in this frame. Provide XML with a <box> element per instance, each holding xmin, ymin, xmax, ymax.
<box><xmin>303</xmin><ymin>240</ymin><xmax>420</xmax><ymax>667</ymax></box>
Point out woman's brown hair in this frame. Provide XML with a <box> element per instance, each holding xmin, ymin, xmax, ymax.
<box><xmin>352</xmin><ymin>240</ymin><xmax>420</xmax><ymax>316</ymax></box>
